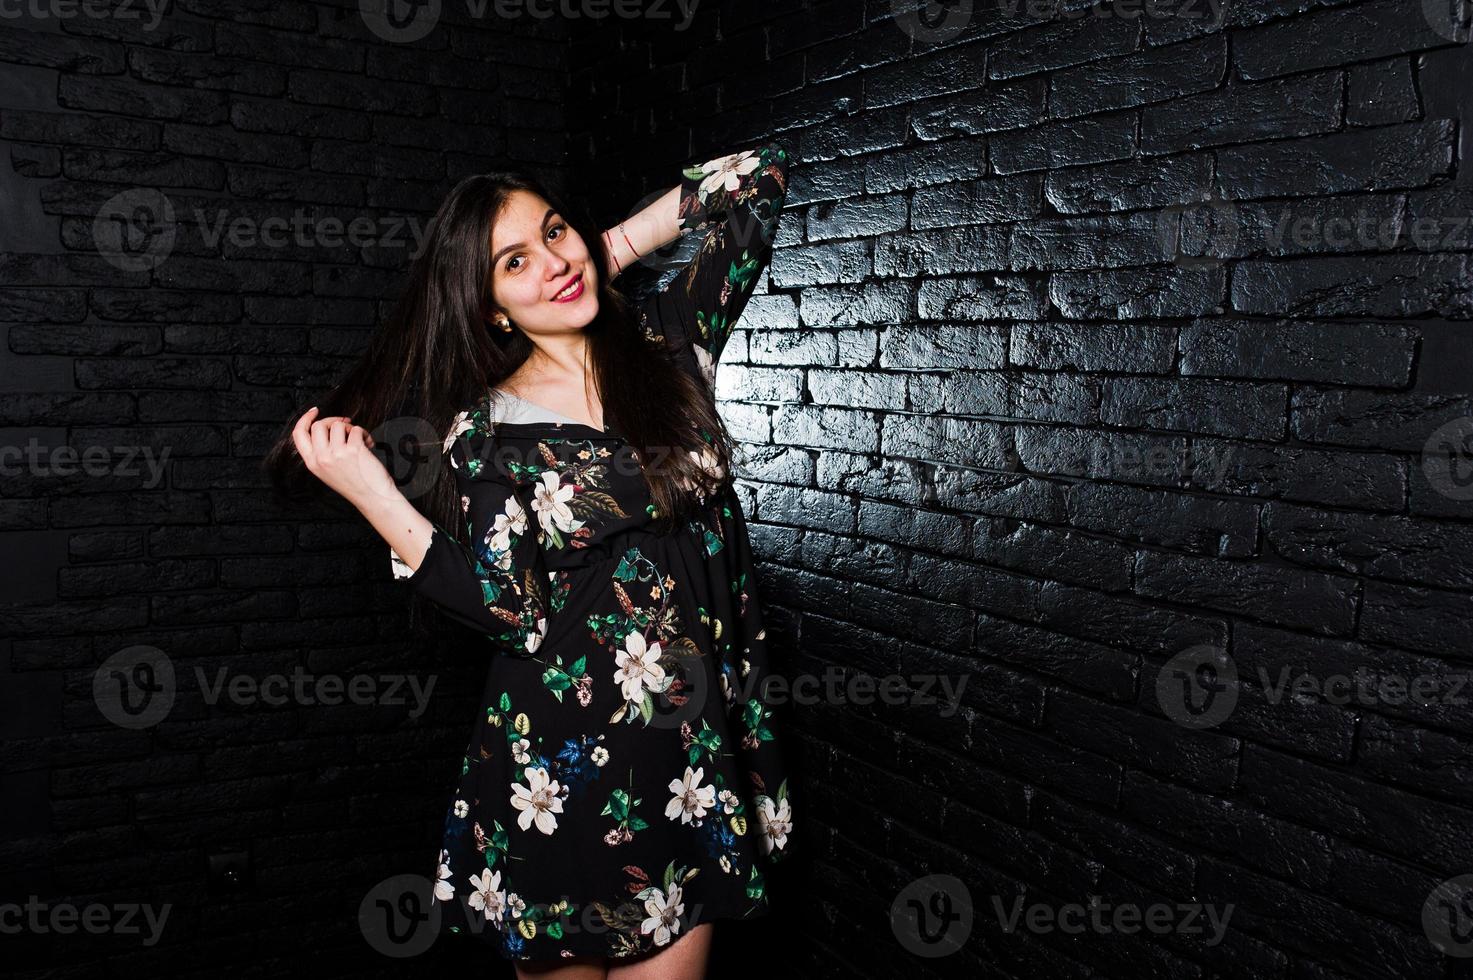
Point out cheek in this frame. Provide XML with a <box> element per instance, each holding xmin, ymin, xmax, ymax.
<box><xmin>503</xmin><ymin>276</ymin><xmax>544</xmax><ymax>310</ymax></box>
<box><xmin>560</xmin><ymin>233</ymin><xmax>591</xmax><ymax>263</ymax></box>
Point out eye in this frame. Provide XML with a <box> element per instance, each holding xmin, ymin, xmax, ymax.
<box><xmin>503</xmin><ymin>223</ymin><xmax>567</xmax><ymax>273</ymax></box>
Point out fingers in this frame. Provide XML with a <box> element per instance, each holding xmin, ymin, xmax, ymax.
<box><xmin>295</xmin><ymin>407</ymin><xmax>374</xmax><ymax>483</ymax></box>
<box><xmin>310</xmin><ymin>415</ymin><xmax>332</xmax><ymax>459</ymax></box>
<box><xmin>292</xmin><ymin>406</ymin><xmax>319</xmax><ymax>467</ymax></box>
<box><xmin>310</xmin><ymin>415</ymin><xmax>349</xmax><ymax>456</ymax></box>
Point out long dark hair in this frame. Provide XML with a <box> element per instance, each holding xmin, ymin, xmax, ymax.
<box><xmin>262</xmin><ymin>167</ymin><xmax>736</xmax><ymax>616</ymax></box>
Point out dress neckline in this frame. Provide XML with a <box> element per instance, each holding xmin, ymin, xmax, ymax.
<box><xmin>488</xmin><ymin>388</ymin><xmax>614</xmax><ymax>436</ymax></box>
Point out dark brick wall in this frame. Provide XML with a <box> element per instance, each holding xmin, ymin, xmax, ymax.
<box><xmin>5</xmin><ymin>0</ymin><xmax>1473</xmax><ymax>978</ymax></box>
<box><xmin>577</xmin><ymin>2</ymin><xmax>1473</xmax><ymax>979</ymax></box>
<box><xmin>0</xmin><ymin>2</ymin><xmax>571</xmax><ymax>977</ymax></box>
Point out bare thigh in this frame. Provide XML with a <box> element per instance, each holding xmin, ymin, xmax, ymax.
<box><xmin>605</xmin><ymin>921</ymin><xmax>714</xmax><ymax>980</ymax></box>
<box><xmin>514</xmin><ymin>955</ymin><xmax>608</xmax><ymax>980</ymax></box>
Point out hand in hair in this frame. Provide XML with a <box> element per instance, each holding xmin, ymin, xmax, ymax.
<box><xmin>290</xmin><ymin>406</ymin><xmax>400</xmax><ymax>511</ymax></box>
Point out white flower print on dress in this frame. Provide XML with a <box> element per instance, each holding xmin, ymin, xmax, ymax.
<box><xmin>531</xmin><ymin>470</ymin><xmax>583</xmax><ymax>536</ymax></box>
<box><xmin>697</xmin><ymin>149</ymin><xmax>761</xmax><ymax>199</ymax></box>
<box><xmin>467</xmin><ymin>867</ymin><xmax>507</xmax><ymax>924</ymax></box>
<box><xmin>755</xmin><ymin>795</ymin><xmax>792</xmax><ymax>855</ymax></box>
<box><xmin>453</xmin><ymin>798</ymin><xmax>469</xmax><ymax>818</ymax></box>
<box><xmin>639</xmin><ymin>882</ymin><xmax>685</xmax><ymax>946</ymax></box>
<box><xmin>444</xmin><ymin>409</ymin><xmax>474</xmax><ymax>454</ymax></box>
<box><xmin>665</xmin><ymin>765</ymin><xmax>716</xmax><ymax>825</ymax></box>
<box><xmin>484</xmin><ymin>494</ymin><xmax>530</xmax><ymax>573</ymax></box>
<box><xmin>615</xmin><ymin>631</ymin><xmax>666</xmax><ymax>703</ymax></box>
<box><xmin>511</xmin><ymin>738</ymin><xmax>531</xmax><ymax>765</ymax></box>
<box><xmin>433</xmin><ymin>848</ymin><xmax>454</xmax><ymax>903</ymax></box>
<box><xmin>523</xmin><ymin>616</ymin><xmax>547</xmax><ymax>656</ymax></box>
<box><xmin>510</xmin><ymin>766</ymin><xmax>563</xmax><ymax>835</ymax></box>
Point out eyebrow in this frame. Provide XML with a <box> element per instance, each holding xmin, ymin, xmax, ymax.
<box><xmin>490</xmin><ymin>207</ymin><xmax>558</xmax><ymax>267</ymax></box>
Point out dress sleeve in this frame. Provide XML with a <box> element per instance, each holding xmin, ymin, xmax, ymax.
<box><xmin>390</xmin><ymin>432</ymin><xmax>552</xmax><ymax>658</ymax></box>
<box><xmin>649</xmin><ymin>141</ymin><xmax>790</xmax><ymax>384</ymax></box>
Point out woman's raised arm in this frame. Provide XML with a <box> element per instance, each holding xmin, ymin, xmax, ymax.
<box><xmin>654</xmin><ymin>141</ymin><xmax>791</xmax><ymax>370</ymax></box>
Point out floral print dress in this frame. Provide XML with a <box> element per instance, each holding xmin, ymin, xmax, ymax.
<box><xmin>393</xmin><ymin>142</ymin><xmax>796</xmax><ymax>963</ymax></box>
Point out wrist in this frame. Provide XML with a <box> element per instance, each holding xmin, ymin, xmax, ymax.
<box><xmin>350</xmin><ymin>485</ymin><xmax>409</xmax><ymax>520</ymax></box>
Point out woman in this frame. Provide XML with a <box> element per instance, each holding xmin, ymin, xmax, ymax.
<box><xmin>265</xmin><ymin>142</ymin><xmax>796</xmax><ymax>979</ymax></box>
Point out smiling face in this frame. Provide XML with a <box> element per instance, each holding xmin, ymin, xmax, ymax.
<box><xmin>486</xmin><ymin>188</ymin><xmax>599</xmax><ymax>338</ymax></box>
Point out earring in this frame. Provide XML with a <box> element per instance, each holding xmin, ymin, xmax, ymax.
<box><xmin>493</xmin><ymin>314</ymin><xmax>512</xmax><ymax>332</ymax></box>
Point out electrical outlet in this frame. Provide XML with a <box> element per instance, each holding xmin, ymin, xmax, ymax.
<box><xmin>206</xmin><ymin>849</ymin><xmax>252</xmax><ymax>893</ymax></box>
